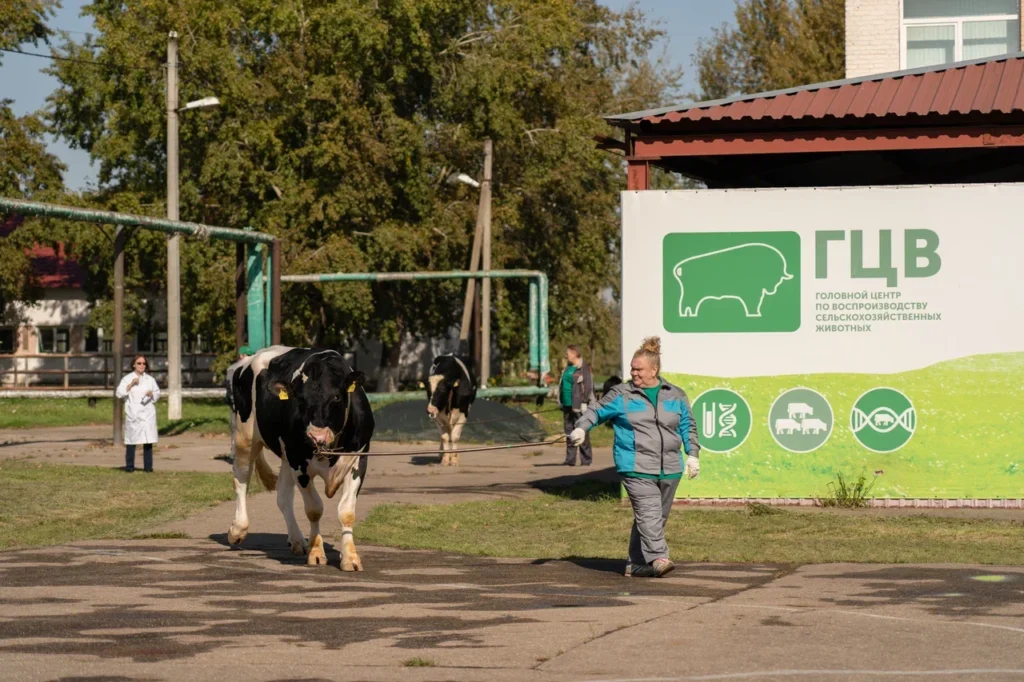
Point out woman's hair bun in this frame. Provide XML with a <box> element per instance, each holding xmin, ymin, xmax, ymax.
<box><xmin>639</xmin><ymin>336</ymin><xmax>661</xmax><ymax>356</ymax></box>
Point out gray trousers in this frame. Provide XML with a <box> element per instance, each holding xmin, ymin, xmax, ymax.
<box><xmin>563</xmin><ymin>408</ymin><xmax>592</xmax><ymax>465</ymax></box>
<box><xmin>622</xmin><ymin>476</ymin><xmax>681</xmax><ymax>565</ymax></box>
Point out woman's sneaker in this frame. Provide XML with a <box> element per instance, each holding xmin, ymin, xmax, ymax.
<box><xmin>652</xmin><ymin>558</ymin><xmax>675</xmax><ymax>577</ymax></box>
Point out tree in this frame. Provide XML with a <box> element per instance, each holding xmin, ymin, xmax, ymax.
<box><xmin>47</xmin><ymin>0</ymin><xmax>678</xmax><ymax>385</ymax></box>
<box><xmin>0</xmin><ymin>0</ymin><xmax>66</xmax><ymax>321</ymax></box>
<box><xmin>695</xmin><ymin>0</ymin><xmax>844</xmax><ymax>101</ymax></box>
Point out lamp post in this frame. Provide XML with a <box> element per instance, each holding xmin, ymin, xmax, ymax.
<box><xmin>450</xmin><ymin>139</ymin><xmax>493</xmax><ymax>386</ymax></box>
<box><xmin>166</xmin><ymin>30</ymin><xmax>219</xmax><ymax>420</ymax></box>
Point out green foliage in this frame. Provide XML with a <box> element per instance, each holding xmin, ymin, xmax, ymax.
<box><xmin>695</xmin><ymin>0</ymin><xmax>844</xmax><ymax>100</ymax></box>
<box><xmin>818</xmin><ymin>472</ymin><xmax>878</xmax><ymax>508</ymax></box>
<box><xmin>747</xmin><ymin>502</ymin><xmax>783</xmax><ymax>516</ymax></box>
<box><xmin>39</xmin><ymin>0</ymin><xmax>678</xmax><ymax>381</ymax></box>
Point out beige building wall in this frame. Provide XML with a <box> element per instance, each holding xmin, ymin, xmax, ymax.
<box><xmin>847</xmin><ymin>1</ymin><xmax>1024</xmax><ymax>79</ymax></box>
<box><xmin>846</xmin><ymin>0</ymin><xmax>901</xmax><ymax>78</ymax></box>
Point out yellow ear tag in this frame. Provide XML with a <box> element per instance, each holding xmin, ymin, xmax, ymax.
<box><xmin>453</xmin><ymin>380</ymin><xmax>459</xmax><ymax>388</ymax></box>
<box><xmin>347</xmin><ymin>383</ymin><xmax>357</xmax><ymax>393</ymax></box>
<box><xmin>278</xmin><ymin>389</ymin><xmax>289</xmax><ymax>400</ymax></box>
<box><xmin>417</xmin><ymin>381</ymin><xmax>425</xmax><ymax>389</ymax></box>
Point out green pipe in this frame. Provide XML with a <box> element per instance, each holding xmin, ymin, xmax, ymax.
<box><xmin>0</xmin><ymin>197</ymin><xmax>275</xmax><ymax>244</ymax></box>
<box><xmin>538</xmin><ymin>273</ymin><xmax>550</xmax><ymax>376</ymax></box>
<box><xmin>281</xmin><ymin>270</ymin><xmax>544</xmax><ymax>283</ymax></box>
<box><xmin>247</xmin><ymin>244</ymin><xmax>266</xmax><ymax>350</ymax></box>
<box><xmin>365</xmin><ymin>386</ymin><xmax>549</xmax><ymax>404</ymax></box>
<box><xmin>528</xmin><ymin>279</ymin><xmax>539</xmax><ymax>373</ymax></box>
<box><xmin>264</xmin><ymin>247</ymin><xmax>273</xmax><ymax>348</ymax></box>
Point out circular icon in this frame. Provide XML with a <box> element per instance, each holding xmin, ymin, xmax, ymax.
<box><xmin>850</xmin><ymin>387</ymin><xmax>916</xmax><ymax>452</ymax></box>
<box><xmin>691</xmin><ymin>388</ymin><xmax>752</xmax><ymax>453</ymax></box>
<box><xmin>768</xmin><ymin>388</ymin><xmax>834</xmax><ymax>453</ymax></box>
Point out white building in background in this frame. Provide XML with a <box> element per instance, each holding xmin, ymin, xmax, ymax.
<box><xmin>846</xmin><ymin>0</ymin><xmax>1022</xmax><ymax>78</ymax></box>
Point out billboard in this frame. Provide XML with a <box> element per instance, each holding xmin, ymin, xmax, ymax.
<box><xmin>621</xmin><ymin>185</ymin><xmax>1024</xmax><ymax>500</ymax></box>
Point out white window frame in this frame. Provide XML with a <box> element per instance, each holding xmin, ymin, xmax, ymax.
<box><xmin>899</xmin><ymin>0</ymin><xmax>1020</xmax><ymax>69</ymax></box>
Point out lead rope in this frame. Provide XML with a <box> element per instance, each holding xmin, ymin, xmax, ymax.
<box><xmin>314</xmin><ymin>434</ymin><xmax>567</xmax><ymax>458</ymax></box>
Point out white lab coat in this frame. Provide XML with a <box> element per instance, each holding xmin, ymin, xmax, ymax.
<box><xmin>115</xmin><ymin>372</ymin><xmax>160</xmax><ymax>445</ymax></box>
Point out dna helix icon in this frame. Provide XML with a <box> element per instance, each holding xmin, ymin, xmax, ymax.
<box><xmin>716</xmin><ymin>403</ymin><xmax>738</xmax><ymax>438</ymax></box>
<box><xmin>850</xmin><ymin>406</ymin><xmax>916</xmax><ymax>434</ymax></box>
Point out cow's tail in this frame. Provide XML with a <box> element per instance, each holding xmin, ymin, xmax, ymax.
<box><xmin>254</xmin><ymin>450</ymin><xmax>278</xmax><ymax>491</ymax></box>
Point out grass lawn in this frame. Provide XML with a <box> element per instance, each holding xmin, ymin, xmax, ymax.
<box><xmin>359</xmin><ymin>484</ymin><xmax>1024</xmax><ymax>565</ymax></box>
<box><xmin>0</xmin><ymin>460</ymin><xmax>252</xmax><ymax>549</ymax></box>
<box><xmin>0</xmin><ymin>398</ymin><xmax>231</xmax><ymax>436</ymax></box>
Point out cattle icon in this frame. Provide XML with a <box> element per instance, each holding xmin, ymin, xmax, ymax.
<box><xmin>801</xmin><ymin>418</ymin><xmax>828</xmax><ymax>435</ymax></box>
<box><xmin>662</xmin><ymin>232</ymin><xmax>801</xmax><ymax>334</ymax></box>
<box><xmin>769</xmin><ymin>388</ymin><xmax>834</xmax><ymax>453</ymax></box>
<box><xmin>873</xmin><ymin>413</ymin><xmax>895</xmax><ymax>427</ymax></box>
<box><xmin>774</xmin><ymin>418</ymin><xmax>802</xmax><ymax>435</ymax></box>
<box><xmin>672</xmin><ymin>243</ymin><xmax>793</xmax><ymax>318</ymax></box>
<box><xmin>788</xmin><ymin>402</ymin><xmax>813</xmax><ymax>419</ymax></box>
<box><xmin>850</xmin><ymin>388</ymin><xmax>916</xmax><ymax>453</ymax></box>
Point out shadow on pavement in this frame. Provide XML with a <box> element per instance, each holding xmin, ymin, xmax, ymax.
<box><xmin>208</xmin><ymin>531</ymin><xmax>344</xmax><ymax>570</ymax></box>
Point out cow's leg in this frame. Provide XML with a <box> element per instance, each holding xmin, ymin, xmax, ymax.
<box><xmin>437</xmin><ymin>420</ymin><xmax>451</xmax><ymax>466</ymax></box>
<box><xmin>297</xmin><ymin>476</ymin><xmax>326</xmax><ymax>566</ymax></box>
<box><xmin>338</xmin><ymin>455</ymin><xmax>368</xmax><ymax>572</ymax></box>
<box><xmin>276</xmin><ymin>462</ymin><xmax>307</xmax><ymax>556</ymax></box>
<box><xmin>449</xmin><ymin>412</ymin><xmax>466</xmax><ymax>467</ymax></box>
<box><xmin>228</xmin><ymin>430</ymin><xmax>258</xmax><ymax>545</ymax></box>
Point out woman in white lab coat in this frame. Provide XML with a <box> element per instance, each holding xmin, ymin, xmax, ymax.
<box><xmin>115</xmin><ymin>354</ymin><xmax>160</xmax><ymax>472</ymax></box>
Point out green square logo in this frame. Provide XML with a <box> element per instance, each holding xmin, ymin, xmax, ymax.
<box><xmin>663</xmin><ymin>231</ymin><xmax>801</xmax><ymax>333</ymax></box>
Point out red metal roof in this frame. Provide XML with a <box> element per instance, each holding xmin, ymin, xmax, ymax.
<box><xmin>607</xmin><ymin>53</ymin><xmax>1024</xmax><ymax>127</ymax></box>
<box><xmin>0</xmin><ymin>215</ymin><xmax>86</xmax><ymax>289</ymax></box>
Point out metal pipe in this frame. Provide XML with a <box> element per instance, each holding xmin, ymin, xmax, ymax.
<box><xmin>538</xmin><ymin>273</ymin><xmax>550</xmax><ymax>376</ymax></box>
<box><xmin>271</xmin><ymin>239</ymin><xmax>282</xmax><ymax>345</ymax></box>
<box><xmin>166</xmin><ymin>31</ymin><xmax>182</xmax><ymax>421</ymax></box>
<box><xmin>247</xmin><ymin>244</ymin><xmax>265</xmax><ymax>350</ymax></box>
<box><xmin>112</xmin><ymin>226</ymin><xmax>126</xmax><ymax>446</ymax></box>
<box><xmin>0</xmin><ymin>198</ymin><xmax>275</xmax><ymax>244</ymax></box>
<box><xmin>264</xmin><ymin>244</ymin><xmax>273</xmax><ymax>348</ymax></box>
<box><xmin>0</xmin><ymin>386</ymin><xmax>549</xmax><ymax>402</ymax></box>
<box><xmin>281</xmin><ymin>269</ymin><xmax>544</xmax><ymax>283</ymax></box>
<box><xmin>528</xmin><ymin>279</ymin><xmax>539</xmax><ymax>373</ymax></box>
<box><xmin>235</xmin><ymin>243</ymin><xmax>245</xmax><ymax>351</ymax></box>
<box><xmin>480</xmin><ymin>138</ymin><xmax>493</xmax><ymax>386</ymax></box>
<box><xmin>460</xmin><ymin>189</ymin><xmax>484</xmax><ymax>345</ymax></box>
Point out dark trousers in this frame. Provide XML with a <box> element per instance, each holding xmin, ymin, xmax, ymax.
<box><xmin>126</xmin><ymin>444</ymin><xmax>153</xmax><ymax>472</ymax></box>
<box><xmin>562</xmin><ymin>408</ymin><xmax>592</xmax><ymax>465</ymax></box>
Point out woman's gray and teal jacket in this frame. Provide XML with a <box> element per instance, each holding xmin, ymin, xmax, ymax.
<box><xmin>574</xmin><ymin>379</ymin><xmax>700</xmax><ymax>476</ymax></box>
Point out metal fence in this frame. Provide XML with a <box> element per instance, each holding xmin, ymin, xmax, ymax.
<box><xmin>0</xmin><ymin>353</ymin><xmax>218</xmax><ymax>389</ymax></box>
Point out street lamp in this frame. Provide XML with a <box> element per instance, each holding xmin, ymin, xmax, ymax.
<box><xmin>166</xmin><ymin>31</ymin><xmax>220</xmax><ymax>420</ymax></box>
<box><xmin>451</xmin><ymin>141</ymin><xmax>493</xmax><ymax>386</ymax></box>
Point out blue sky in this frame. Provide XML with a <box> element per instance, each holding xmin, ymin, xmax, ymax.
<box><xmin>0</xmin><ymin>1</ymin><xmax>734</xmax><ymax>191</ymax></box>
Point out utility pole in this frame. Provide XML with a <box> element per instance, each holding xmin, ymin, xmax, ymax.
<box><xmin>166</xmin><ymin>31</ymin><xmax>182</xmax><ymax>420</ymax></box>
<box><xmin>479</xmin><ymin>139</ymin><xmax>493</xmax><ymax>386</ymax></box>
<box><xmin>112</xmin><ymin>226</ymin><xmax>126</xmax><ymax>446</ymax></box>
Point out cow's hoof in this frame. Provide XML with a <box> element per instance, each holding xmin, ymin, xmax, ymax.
<box><xmin>308</xmin><ymin>547</ymin><xmax>327</xmax><ymax>566</ymax></box>
<box><xmin>289</xmin><ymin>539</ymin><xmax>308</xmax><ymax>556</ymax></box>
<box><xmin>342</xmin><ymin>556</ymin><xmax>364</xmax><ymax>572</ymax></box>
<box><xmin>228</xmin><ymin>524</ymin><xmax>248</xmax><ymax>545</ymax></box>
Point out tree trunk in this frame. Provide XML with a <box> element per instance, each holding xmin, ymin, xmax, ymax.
<box><xmin>378</xmin><ymin>322</ymin><xmax>404</xmax><ymax>393</ymax></box>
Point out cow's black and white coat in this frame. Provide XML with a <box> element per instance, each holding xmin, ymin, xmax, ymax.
<box><xmin>424</xmin><ymin>354</ymin><xmax>477</xmax><ymax>466</ymax></box>
<box><xmin>226</xmin><ymin>345</ymin><xmax>374</xmax><ymax>570</ymax></box>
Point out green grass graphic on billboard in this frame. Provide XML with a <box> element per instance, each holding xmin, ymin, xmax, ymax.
<box><xmin>663</xmin><ymin>231</ymin><xmax>801</xmax><ymax>333</ymax></box>
<box><xmin>663</xmin><ymin>353</ymin><xmax>1024</xmax><ymax>500</ymax></box>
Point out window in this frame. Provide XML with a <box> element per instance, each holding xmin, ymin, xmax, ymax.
<box><xmin>903</xmin><ymin>0</ymin><xmax>1020</xmax><ymax>69</ymax></box>
<box><xmin>0</xmin><ymin>328</ymin><xmax>15</xmax><ymax>354</ymax></box>
<box><xmin>85</xmin><ymin>328</ymin><xmax>100</xmax><ymax>353</ymax></box>
<box><xmin>38</xmin><ymin>327</ymin><xmax>70</xmax><ymax>354</ymax></box>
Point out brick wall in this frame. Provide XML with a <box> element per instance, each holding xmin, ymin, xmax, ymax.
<box><xmin>846</xmin><ymin>0</ymin><xmax>901</xmax><ymax>78</ymax></box>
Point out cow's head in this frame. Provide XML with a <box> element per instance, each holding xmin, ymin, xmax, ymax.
<box><xmin>425</xmin><ymin>370</ymin><xmax>459</xmax><ymax>418</ymax></box>
<box><xmin>273</xmin><ymin>355</ymin><xmax>365</xmax><ymax>451</ymax></box>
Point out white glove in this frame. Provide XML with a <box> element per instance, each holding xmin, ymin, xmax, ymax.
<box><xmin>685</xmin><ymin>454</ymin><xmax>700</xmax><ymax>480</ymax></box>
<box><xmin>579</xmin><ymin>402</ymin><xmax>588</xmax><ymax>412</ymax></box>
<box><xmin>569</xmin><ymin>428</ymin><xmax>586</xmax><ymax>446</ymax></box>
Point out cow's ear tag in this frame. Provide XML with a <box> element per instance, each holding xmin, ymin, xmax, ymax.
<box><xmin>453</xmin><ymin>380</ymin><xmax>459</xmax><ymax>388</ymax></box>
<box><xmin>347</xmin><ymin>383</ymin><xmax>356</xmax><ymax>393</ymax></box>
<box><xmin>417</xmin><ymin>381</ymin><xmax>424</xmax><ymax>389</ymax></box>
<box><xmin>278</xmin><ymin>389</ymin><xmax>289</xmax><ymax>400</ymax></box>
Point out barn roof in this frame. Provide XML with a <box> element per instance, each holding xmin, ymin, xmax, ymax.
<box><xmin>606</xmin><ymin>52</ymin><xmax>1024</xmax><ymax>128</ymax></box>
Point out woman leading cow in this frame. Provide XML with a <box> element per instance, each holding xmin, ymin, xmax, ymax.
<box><xmin>570</xmin><ymin>336</ymin><xmax>700</xmax><ymax>578</ymax></box>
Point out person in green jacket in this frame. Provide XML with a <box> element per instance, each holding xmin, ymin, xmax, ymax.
<box><xmin>559</xmin><ymin>345</ymin><xmax>595</xmax><ymax>466</ymax></box>
<box><xmin>570</xmin><ymin>336</ymin><xmax>700</xmax><ymax>578</ymax></box>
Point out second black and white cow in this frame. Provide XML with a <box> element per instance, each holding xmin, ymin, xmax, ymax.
<box><xmin>227</xmin><ymin>346</ymin><xmax>374</xmax><ymax>570</ymax></box>
<box><xmin>424</xmin><ymin>353</ymin><xmax>477</xmax><ymax>466</ymax></box>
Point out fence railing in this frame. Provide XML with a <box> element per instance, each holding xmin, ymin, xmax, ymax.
<box><xmin>0</xmin><ymin>353</ymin><xmax>218</xmax><ymax>389</ymax></box>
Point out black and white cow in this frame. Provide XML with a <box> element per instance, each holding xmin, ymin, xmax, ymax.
<box><xmin>424</xmin><ymin>353</ymin><xmax>477</xmax><ymax>466</ymax></box>
<box><xmin>226</xmin><ymin>345</ymin><xmax>374</xmax><ymax>571</ymax></box>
